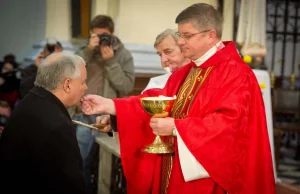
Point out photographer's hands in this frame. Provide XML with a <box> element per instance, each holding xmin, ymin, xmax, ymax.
<box><xmin>100</xmin><ymin>46</ymin><xmax>114</xmax><ymax>60</ymax></box>
<box><xmin>35</xmin><ymin>53</ymin><xmax>45</xmax><ymax>67</ymax></box>
<box><xmin>88</xmin><ymin>33</ymin><xmax>99</xmax><ymax>50</ymax></box>
<box><xmin>88</xmin><ymin>33</ymin><xmax>114</xmax><ymax>60</ymax></box>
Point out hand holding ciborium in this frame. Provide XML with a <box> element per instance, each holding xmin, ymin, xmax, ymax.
<box><xmin>140</xmin><ymin>96</ymin><xmax>176</xmax><ymax>154</ymax></box>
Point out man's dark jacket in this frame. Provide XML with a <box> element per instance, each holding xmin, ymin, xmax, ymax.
<box><xmin>0</xmin><ymin>86</ymin><xmax>86</xmax><ymax>194</ymax></box>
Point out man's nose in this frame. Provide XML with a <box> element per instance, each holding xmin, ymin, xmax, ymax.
<box><xmin>161</xmin><ymin>53</ymin><xmax>168</xmax><ymax>65</ymax></box>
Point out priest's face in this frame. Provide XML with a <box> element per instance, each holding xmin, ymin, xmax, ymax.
<box><xmin>156</xmin><ymin>35</ymin><xmax>187</xmax><ymax>73</ymax></box>
<box><xmin>177</xmin><ymin>21</ymin><xmax>213</xmax><ymax>60</ymax></box>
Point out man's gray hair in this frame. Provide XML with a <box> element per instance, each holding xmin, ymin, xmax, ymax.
<box><xmin>154</xmin><ymin>29</ymin><xmax>179</xmax><ymax>48</ymax></box>
<box><xmin>34</xmin><ymin>51</ymin><xmax>85</xmax><ymax>91</ymax></box>
<box><xmin>175</xmin><ymin>3</ymin><xmax>223</xmax><ymax>39</ymax></box>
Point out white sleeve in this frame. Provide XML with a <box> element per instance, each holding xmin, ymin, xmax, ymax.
<box><xmin>176</xmin><ymin>128</ymin><xmax>211</xmax><ymax>182</ymax></box>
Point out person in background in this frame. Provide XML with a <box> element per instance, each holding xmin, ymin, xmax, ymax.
<box><xmin>19</xmin><ymin>40</ymin><xmax>64</xmax><ymax>99</ymax></box>
<box><xmin>0</xmin><ymin>100</ymin><xmax>11</xmax><ymax>137</ymax></box>
<box><xmin>81</xmin><ymin>3</ymin><xmax>275</xmax><ymax>194</ymax></box>
<box><xmin>0</xmin><ymin>52</ymin><xmax>88</xmax><ymax>194</ymax></box>
<box><xmin>0</xmin><ymin>61</ymin><xmax>20</xmax><ymax>108</ymax></box>
<box><xmin>143</xmin><ymin>29</ymin><xmax>190</xmax><ymax>92</ymax></box>
<box><xmin>55</xmin><ymin>41</ymin><xmax>63</xmax><ymax>52</ymax></box>
<box><xmin>74</xmin><ymin>14</ymin><xmax>135</xmax><ymax>194</ymax></box>
<box><xmin>0</xmin><ymin>54</ymin><xmax>18</xmax><ymax>71</ymax></box>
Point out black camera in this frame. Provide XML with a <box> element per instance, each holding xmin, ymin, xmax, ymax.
<box><xmin>46</xmin><ymin>37</ymin><xmax>57</xmax><ymax>54</ymax></box>
<box><xmin>98</xmin><ymin>33</ymin><xmax>113</xmax><ymax>46</ymax></box>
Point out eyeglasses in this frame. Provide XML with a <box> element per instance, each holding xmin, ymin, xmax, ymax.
<box><xmin>176</xmin><ymin>30</ymin><xmax>211</xmax><ymax>41</ymax></box>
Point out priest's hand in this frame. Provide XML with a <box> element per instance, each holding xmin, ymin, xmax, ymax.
<box><xmin>150</xmin><ymin>117</ymin><xmax>174</xmax><ymax>136</ymax></box>
<box><xmin>95</xmin><ymin>115</ymin><xmax>112</xmax><ymax>133</ymax></box>
<box><xmin>81</xmin><ymin>95</ymin><xmax>116</xmax><ymax>115</ymax></box>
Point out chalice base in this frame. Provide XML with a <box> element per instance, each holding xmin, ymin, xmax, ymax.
<box><xmin>143</xmin><ymin>136</ymin><xmax>174</xmax><ymax>154</ymax></box>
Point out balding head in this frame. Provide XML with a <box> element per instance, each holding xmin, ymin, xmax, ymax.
<box><xmin>34</xmin><ymin>52</ymin><xmax>85</xmax><ymax>91</ymax></box>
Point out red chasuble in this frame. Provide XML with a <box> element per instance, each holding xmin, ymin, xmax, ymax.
<box><xmin>113</xmin><ymin>41</ymin><xmax>275</xmax><ymax>194</ymax></box>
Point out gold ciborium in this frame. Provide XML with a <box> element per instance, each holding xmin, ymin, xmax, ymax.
<box><xmin>140</xmin><ymin>96</ymin><xmax>176</xmax><ymax>154</ymax></box>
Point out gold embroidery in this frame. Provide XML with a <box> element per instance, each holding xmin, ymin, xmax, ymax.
<box><xmin>160</xmin><ymin>151</ymin><xmax>173</xmax><ymax>194</ymax></box>
<box><xmin>187</xmin><ymin>67</ymin><xmax>213</xmax><ymax>112</ymax></box>
<box><xmin>197</xmin><ymin>76</ymin><xmax>203</xmax><ymax>82</ymax></box>
<box><xmin>172</xmin><ymin>68</ymin><xmax>203</xmax><ymax>118</ymax></box>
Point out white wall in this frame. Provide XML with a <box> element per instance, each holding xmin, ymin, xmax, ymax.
<box><xmin>117</xmin><ymin>0</ymin><xmax>217</xmax><ymax>45</ymax></box>
<box><xmin>45</xmin><ymin>0</ymin><xmax>71</xmax><ymax>41</ymax></box>
<box><xmin>222</xmin><ymin>0</ymin><xmax>234</xmax><ymax>41</ymax></box>
<box><xmin>0</xmin><ymin>0</ymin><xmax>46</xmax><ymax>63</ymax></box>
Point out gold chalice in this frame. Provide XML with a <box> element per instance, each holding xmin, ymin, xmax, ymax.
<box><xmin>140</xmin><ymin>96</ymin><xmax>176</xmax><ymax>154</ymax></box>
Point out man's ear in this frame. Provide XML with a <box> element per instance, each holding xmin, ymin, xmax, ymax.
<box><xmin>208</xmin><ymin>29</ymin><xmax>217</xmax><ymax>39</ymax></box>
<box><xmin>207</xmin><ymin>29</ymin><xmax>218</xmax><ymax>46</ymax></box>
<box><xmin>63</xmin><ymin>79</ymin><xmax>71</xmax><ymax>93</ymax></box>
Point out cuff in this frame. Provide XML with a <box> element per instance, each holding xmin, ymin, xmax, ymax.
<box><xmin>172</xmin><ymin>125</ymin><xmax>177</xmax><ymax>136</ymax></box>
<box><xmin>104</xmin><ymin>57</ymin><xmax>117</xmax><ymax>66</ymax></box>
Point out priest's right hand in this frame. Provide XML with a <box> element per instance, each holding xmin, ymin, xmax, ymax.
<box><xmin>81</xmin><ymin>95</ymin><xmax>116</xmax><ymax>115</ymax></box>
<box><xmin>95</xmin><ymin>115</ymin><xmax>112</xmax><ymax>133</ymax></box>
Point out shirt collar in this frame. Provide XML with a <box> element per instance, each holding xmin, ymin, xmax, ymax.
<box><xmin>193</xmin><ymin>41</ymin><xmax>223</xmax><ymax>67</ymax></box>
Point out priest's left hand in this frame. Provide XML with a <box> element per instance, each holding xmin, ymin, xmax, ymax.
<box><xmin>150</xmin><ymin>117</ymin><xmax>174</xmax><ymax>136</ymax></box>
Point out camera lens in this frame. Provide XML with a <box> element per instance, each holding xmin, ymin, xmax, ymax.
<box><xmin>98</xmin><ymin>33</ymin><xmax>112</xmax><ymax>46</ymax></box>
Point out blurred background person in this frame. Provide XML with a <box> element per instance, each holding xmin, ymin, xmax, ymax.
<box><xmin>0</xmin><ymin>54</ymin><xmax>18</xmax><ymax>70</ymax></box>
<box><xmin>143</xmin><ymin>29</ymin><xmax>190</xmax><ymax>92</ymax></box>
<box><xmin>0</xmin><ymin>100</ymin><xmax>11</xmax><ymax>137</ymax></box>
<box><xmin>0</xmin><ymin>61</ymin><xmax>20</xmax><ymax>109</ymax></box>
<box><xmin>19</xmin><ymin>38</ymin><xmax>63</xmax><ymax>99</ymax></box>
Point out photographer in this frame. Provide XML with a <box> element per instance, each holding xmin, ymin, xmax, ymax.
<box><xmin>74</xmin><ymin>15</ymin><xmax>135</xmax><ymax>194</ymax></box>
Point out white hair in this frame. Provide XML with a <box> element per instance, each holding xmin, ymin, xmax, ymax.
<box><xmin>154</xmin><ymin>29</ymin><xmax>179</xmax><ymax>48</ymax></box>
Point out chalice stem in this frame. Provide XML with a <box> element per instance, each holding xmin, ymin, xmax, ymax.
<box><xmin>143</xmin><ymin>135</ymin><xmax>174</xmax><ymax>154</ymax></box>
<box><xmin>153</xmin><ymin>135</ymin><xmax>164</xmax><ymax>144</ymax></box>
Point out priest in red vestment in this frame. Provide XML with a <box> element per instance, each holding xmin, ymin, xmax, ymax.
<box><xmin>81</xmin><ymin>3</ymin><xmax>275</xmax><ymax>194</ymax></box>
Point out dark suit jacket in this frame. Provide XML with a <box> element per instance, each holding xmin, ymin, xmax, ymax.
<box><xmin>0</xmin><ymin>86</ymin><xmax>86</xmax><ymax>194</ymax></box>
